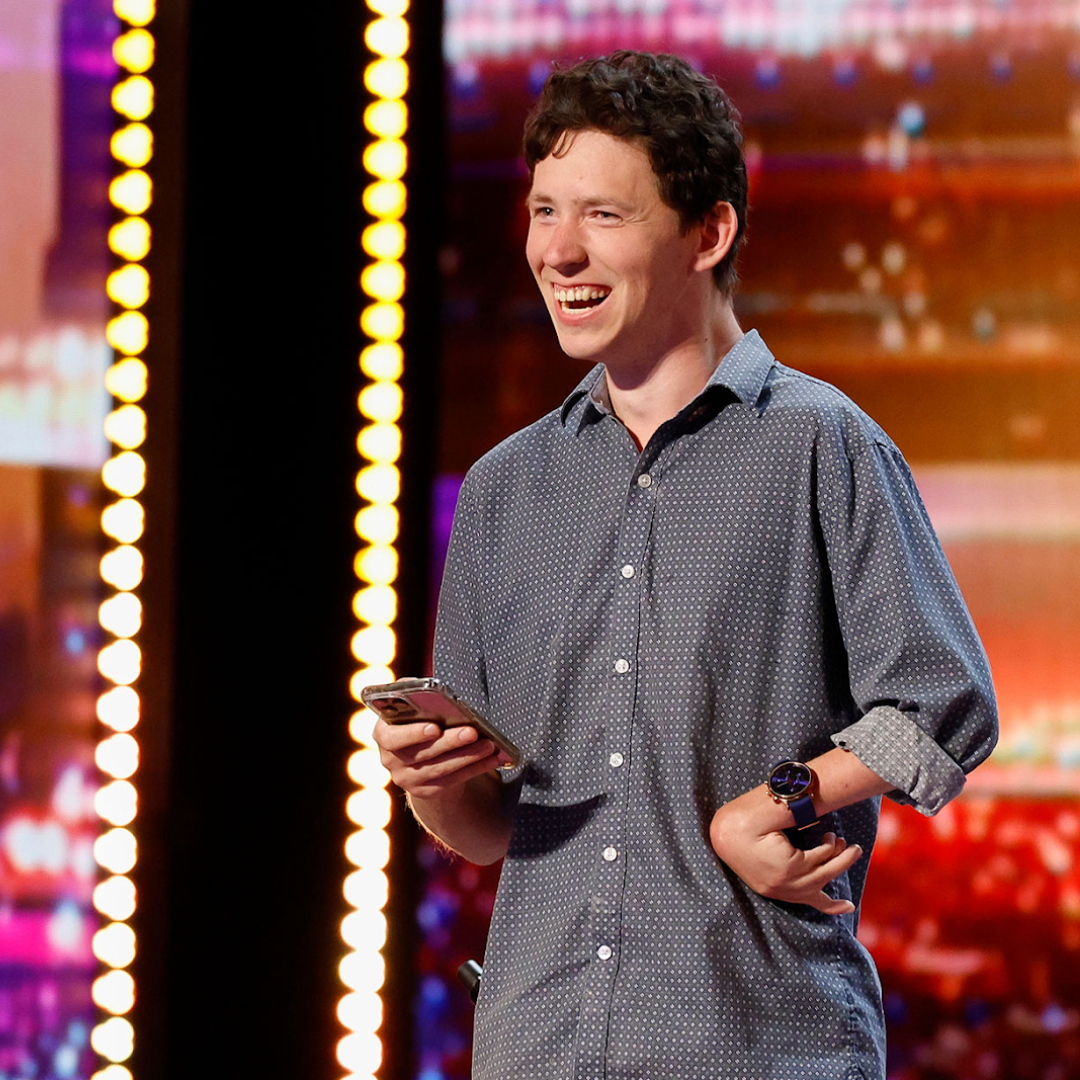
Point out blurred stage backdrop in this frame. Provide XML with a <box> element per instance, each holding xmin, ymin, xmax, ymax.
<box><xmin>0</xmin><ymin>2</ymin><xmax>117</xmax><ymax>1079</ymax></box>
<box><xmin>415</xmin><ymin>3</ymin><xmax>1080</xmax><ymax>1080</ymax></box>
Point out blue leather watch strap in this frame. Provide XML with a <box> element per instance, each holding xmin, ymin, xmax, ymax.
<box><xmin>788</xmin><ymin>792</ymin><xmax>817</xmax><ymax>829</ymax></box>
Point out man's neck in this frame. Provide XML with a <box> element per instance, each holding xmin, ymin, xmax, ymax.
<box><xmin>604</xmin><ymin>304</ymin><xmax>743</xmax><ymax>451</ymax></box>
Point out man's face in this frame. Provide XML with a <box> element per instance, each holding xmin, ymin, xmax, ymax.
<box><xmin>526</xmin><ymin>130</ymin><xmax>707</xmax><ymax>371</ymax></box>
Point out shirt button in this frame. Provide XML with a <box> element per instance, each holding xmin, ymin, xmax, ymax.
<box><xmin>637</xmin><ymin>473</ymin><xmax>652</xmax><ymax>488</ymax></box>
<box><xmin>597</xmin><ymin>945</ymin><xmax>613</xmax><ymax>961</ymax></box>
<box><xmin>602</xmin><ymin>846</ymin><xmax>618</xmax><ymax>862</ymax></box>
<box><xmin>609</xmin><ymin>752</ymin><xmax>624</xmax><ymax>768</ymax></box>
<box><xmin>620</xmin><ymin>564</ymin><xmax>635</xmax><ymax>579</ymax></box>
<box><xmin>614</xmin><ymin>658</ymin><xmax>630</xmax><ymax>674</ymax></box>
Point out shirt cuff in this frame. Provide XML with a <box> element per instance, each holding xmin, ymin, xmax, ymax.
<box><xmin>830</xmin><ymin>705</ymin><xmax>966</xmax><ymax>816</ymax></box>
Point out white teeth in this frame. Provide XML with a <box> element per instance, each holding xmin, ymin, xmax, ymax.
<box><xmin>553</xmin><ymin>285</ymin><xmax>611</xmax><ymax>305</ymax></box>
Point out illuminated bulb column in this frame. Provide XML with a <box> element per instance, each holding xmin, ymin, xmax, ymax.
<box><xmin>94</xmin><ymin>0</ymin><xmax>157</xmax><ymax>1077</ymax></box>
<box><xmin>337</xmin><ymin>2</ymin><xmax>409</xmax><ymax>1078</ymax></box>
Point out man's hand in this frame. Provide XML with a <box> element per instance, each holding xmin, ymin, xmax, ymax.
<box><xmin>709</xmin><ymin>788</ymin><xmax>864</xmax><ymax>915</ymax></box>
<box><xmin>373</xmin><ymin>718</ymin><xmax>508</xmax><ymax>800</ymax></box>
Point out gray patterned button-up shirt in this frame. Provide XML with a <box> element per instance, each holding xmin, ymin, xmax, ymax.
<box><xmin>433</xmin><ymin>330</ymin><xmax>997</xmax><ymax>1080</ymax></box>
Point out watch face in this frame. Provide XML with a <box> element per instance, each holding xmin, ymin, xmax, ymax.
<box><xmin>769</xmin><ymin>761</ymin><xmax>813</xmax><ymax>798</ymax></box>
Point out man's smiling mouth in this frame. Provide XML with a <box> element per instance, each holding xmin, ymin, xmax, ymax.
<box><xmin>553</xmin><ymin>285</ymin><xmax>611</xmax><ymax>312</ymax></box>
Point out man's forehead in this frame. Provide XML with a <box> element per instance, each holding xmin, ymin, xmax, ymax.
<box><xmin>527</xmin><ymin>129</ymin><xmax>660</xmax><ymax>199</ymax></box>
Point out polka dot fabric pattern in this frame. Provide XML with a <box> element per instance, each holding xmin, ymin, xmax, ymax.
<box><xmin>432</xmin><ymin>330</ymin><xmax>997</xmax><ymax>1080</ymax></box>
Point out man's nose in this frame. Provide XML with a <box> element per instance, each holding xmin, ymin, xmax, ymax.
<box><xmin>543</xmin><ymin>219</ymin><xmax>587</xmax><ymax>271</ymax></box>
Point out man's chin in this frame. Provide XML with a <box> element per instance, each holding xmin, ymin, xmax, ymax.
<box><xmin>552</xmin><ymin>328</ymin><xmax>608</xmax><ymax>364</ymax></box>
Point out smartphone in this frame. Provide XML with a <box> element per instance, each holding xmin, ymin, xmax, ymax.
<box><xmin>361</xmin><ymin>677</ymin><xmax>523</xmax><ymax>771</ymax></box>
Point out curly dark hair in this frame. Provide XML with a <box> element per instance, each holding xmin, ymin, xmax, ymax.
<box><xmin>523</xmin><ymin>51</ymin><xmax>748</xmax><ymax>295</ymax></box>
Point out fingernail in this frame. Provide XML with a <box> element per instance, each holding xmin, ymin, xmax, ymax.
<box><xmin>424</xmin><ymin>724</ymin><xmax>440</xmax><ymax>738</ymax></box>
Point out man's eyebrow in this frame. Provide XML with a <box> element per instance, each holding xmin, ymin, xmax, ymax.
<box><xmin>525</xmin><ymin>192</ymin><xmax>635</xmax><ymax>211</ymax></box>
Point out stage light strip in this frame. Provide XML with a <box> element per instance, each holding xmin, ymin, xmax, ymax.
<box><xmin>93</xmin><ymin>1</ymin><xmax>156</xmax><ymax>1077</ymax></box>
<box><xmin>338</xmin><ymin>2</ymin><xmax>409</xmax><ymax>1077</ymax></box>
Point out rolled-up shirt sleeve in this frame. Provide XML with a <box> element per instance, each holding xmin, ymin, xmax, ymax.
<box><xmin>819</xmin><ymin>425</ymin><xmax>998</xmax><ymax>815</ymax></box>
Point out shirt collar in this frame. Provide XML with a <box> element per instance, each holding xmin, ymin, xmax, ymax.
<box><xmin>558</xmin><ymin>329</ymin><xmax>775</xmax><ymax>427</ymax></box>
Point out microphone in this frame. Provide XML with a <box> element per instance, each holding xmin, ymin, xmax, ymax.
<box><xmin>457</xmin><ymin>959</ymin><xmax>483</xmax><ymax>1003</ymax></box>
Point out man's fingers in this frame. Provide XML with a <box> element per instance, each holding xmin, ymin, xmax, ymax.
<box><xmin>373</xmin><ymin>717</ymin><xmax>441</xmax><ymax>752</ymax></box>
<box><xmin>375</xmin><ymin>719</ymin><xmax>481</xmax><ymax>761</ymax></box>
<box><xmin>410</xmin><ymin>751</ymin><xmax>506</xmax><ymax>795</ymax></box>
<box><xmin>805</xmin><ymin>891</ymin><xmax>857</xmax><ymax>916</ymax></box>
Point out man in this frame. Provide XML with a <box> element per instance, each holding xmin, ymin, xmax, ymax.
<box><xmin>375</xmin><ymin>51</ymin><xmax>997</xmax><ymax>1080</ymax></box>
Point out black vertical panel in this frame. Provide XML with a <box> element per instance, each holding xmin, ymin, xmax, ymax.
<box><xmin>368</xmin><ymin>1</ymin><xmax>444</xmax><ymax>1076</ymax></box>
<box><xmin>156</xmin><ymin>2</ymin><xmax>362</xmax><ymax>1077</ymax></box>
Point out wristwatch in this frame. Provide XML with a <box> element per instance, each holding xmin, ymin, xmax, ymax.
<box><xmin>766</xmin><ymin>760</ymin><xmax>818</xmax><ymax>829</ymax></box>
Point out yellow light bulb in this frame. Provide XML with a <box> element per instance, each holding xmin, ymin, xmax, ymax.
<box><xmin>344</xmin><ymin>827</ymin><xmax>391</xmax><ymax>870</ymax></box>
<box><xmin>108</xmin><ymin>218</ymin><xmax>151</xmax><ymax>262</ymax></box>
<box><xmin>102</xmin><ymin>451</ymin><xmax>146</xmax><ymax>497</ymax></box>
<box><xmin>100</xmin><ymin>546</ymin><xmax>144</xmax><ymax>591</ymax></box>
<box><xmin>102</xmin><ymin>499</ymin><xmax>145</xmax><ymax>544</ymax></box>
<box><xmin>96</xmin><ymin>735</ymin><xmax>140</xmax><ymax>781</ymax></box>
<box><xmin>109</xmin><ymin>170</ymin><xmax>152</xmax><ymax>215</ymax></box>
<box><xmin>363</xmin><ymin>139</ymin><xmax>406</xmax><ymax>181</ymax></box>
<box><xmin>105</xmin><ymin>356</ymin><xmax>149</xmax><ymax>402</ymax></box>
<box><xmin>354</xmin><ymin>503</ymin><xmax>399</xmax><ymax>543</ymax></box>
<box><xmin>354</xmin><ymin>545</ymin><xmax>399</xmax><ymax>586</ymax></box>
<box><xmin>343</xmin><ymin>786</ymin><xmax>391</xmax><ymax>830</ymax></box>
<box><xmin>90</xmin><ymin>1017</ymin><xmax>134</xmax><ymax>1064</ymax></box>
<box><xmin>360</xmin><ymin>302</ymin><xmax>404</xmax><ymax>342</ymax></box>
<box><xmin>91</xmin><ymin>1066</ymin><xmax>133</xmax><ymax>1080</ymax></box>
<box><xmin>93</xmin><ymin>831</ymin><xmax>138</xmax><ymax>877</ymax></box>
<box><xmin>355</xmin><ymin>464</ymin><xmax>400</xmax><ymax>504</ymax></box>
<box><xmin>93</xmin><ymin>876</ymin><xmax>138</xmax><ymax>921</ymax></box>
<box><xmin>113</xmin><ymin>28</ymin><xmax>154</xmax><ymax>73</ymax></box>
<box><xmin>364</xmin><ymin>58</ymin><xmax>408</xmax><ymax>99</ymax></box>
<box><xmin>357</xmin><ymin>423</ymin><xmax>401</xmax><ymax>465</ymax></box>
<box><xmin>339</xmin><ymin>951</ymin><xmax>387</xmax><ymax>994</ymax></box>
<box><xmin>111</xmin><ymin>123</ymin><xmax>153</xmax><ymax>168</ymax></box>
<box><xmin>104</xmin><ymin>403</ymin><xmax>148</xmax><ymax>448</ymax></box>
<box><xmin>95</xmin><ymin>780</ymin><xmax>138</xmax><ymax>825</ymax></box>
<box><xmin>343</xmin><ymin>867</ymin><xmax>389</xmax><ymax>909</ymax></box>
<box><xmin>98</xmin><ymin>639</ymin><xmax>142</xmax><ymax>685</ymax></box>
<box><xmin>361</xmin><ymin>261</ymin><xmax>405</xmax><ymax>302</ymax></box>
<box><xmin>349</xmin><ymin>678</ymin><xmax>393</xmax><ymax>717</ymax></box>
<box><xmin>340</xmin><ymin>909</ymin><xmax>387</xmax><ymax>951</ymax></box>
<box><xmin>106</xmin><ymin>265</ymin><xmax>150</xmax><ymax>310</ymax></box>
<box><xmin>106</xmin><ymin>311</ymin><xmax>149</xmax><ymax>355</ymax></box>
<box><xmin>353</xmin><ymin>585</ymin><xmax>397</xmax><ymax>625</ymax></box>
<box><xmin>93</xmin><ymin>922</ymin><xmax>137</xmax><ymax>968</ymax></box>
<box><xmin>99</xmin><ymin>592</ymin><xmax>143</xmax><ymax>637</ymax></box>
<box><xmin>345</xmin><ymin>747</ymin><xmax>387</xmax><ymax>788</ymax></box>
<box><xmin>358</xmin><ymin>382</ymin><xmax>403</xmax><ymax>423</ymax></box>
<box><xmin>114</xmin><ymin>0</ymin><xmax>155</xmax><ymax>26</ymax></box>
<box><xmin>363</xmin><ymin>180</ymin><xmax>406</xmax><ymax>219</ymax></box>
<box><xmin>93</xmin><ymin>969</ymin><xmax>136</xmax><ymax>1016</ymax></box>
<box><xmin>365</xmin><ymin>17</ymin><xmax>409</xmax><ymax>59</ymax></box>
<box><xmin>346</xmin><ymin>789</ymin><xmax>393</xmax><ymax>831</ymax></box>
<box><xmin>369</xmin><ymin>0</ymin><xmax>409</xmax><ymax>20</ymax></box>
<box><xmin>336</xmin><ymin>989</ymin><xmax>384</xmax><ymax>1031</ymax></box>
<box><xmin>364</xmin><ymin>99</ymin><xmax>407</xmax><ymax>139</ymax></box>
<box><xmin>112</xmin><ymin>76</ymin><xmax>154</xmax><ymax>120</ymax></box>
<box><xmin>350</xmin><ymin>625</ymin><xmax>396</xmax><ymax>666</ymax></box>
<box><xmin>362</xmin><ymin>221</ymin><xmax>406</xmax><ymax>260</ymax></box>
<box><xmin>336</xmin><ymin>1030</ymin><xmax>383</xmax><ymax>1074</ymax></box>
<box><xmin>360</xmin><ymin>342</ymin><xmax>403</xmax><ymax>380</ymax></box>
<box><xmin>97</xmin><ymin>686</ymin><xmax>140</xmax><ymax>732</ymax></box>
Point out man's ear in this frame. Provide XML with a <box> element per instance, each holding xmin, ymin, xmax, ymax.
<box><xmin>693</xmin><ymin>201</ymin><xmax>739</xmax><ymax>273</ymax></box>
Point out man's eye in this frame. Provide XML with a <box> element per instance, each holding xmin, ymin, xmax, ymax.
<box><xmin>532</xmin><ymin>206</ymin><xmax>554</xmax><ymax>218</ymax></box>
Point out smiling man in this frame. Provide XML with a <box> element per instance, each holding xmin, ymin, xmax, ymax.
<box><xmin>374</xmin><ymin>51</ymin><xmax>997</xmax><ymax>1080</ymax></box>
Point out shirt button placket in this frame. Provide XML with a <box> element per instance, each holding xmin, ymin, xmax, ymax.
<box><xmin>580</xmin><ymin>457</ymin><xmax>657</xmax><ymax>1080</ymax></box>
